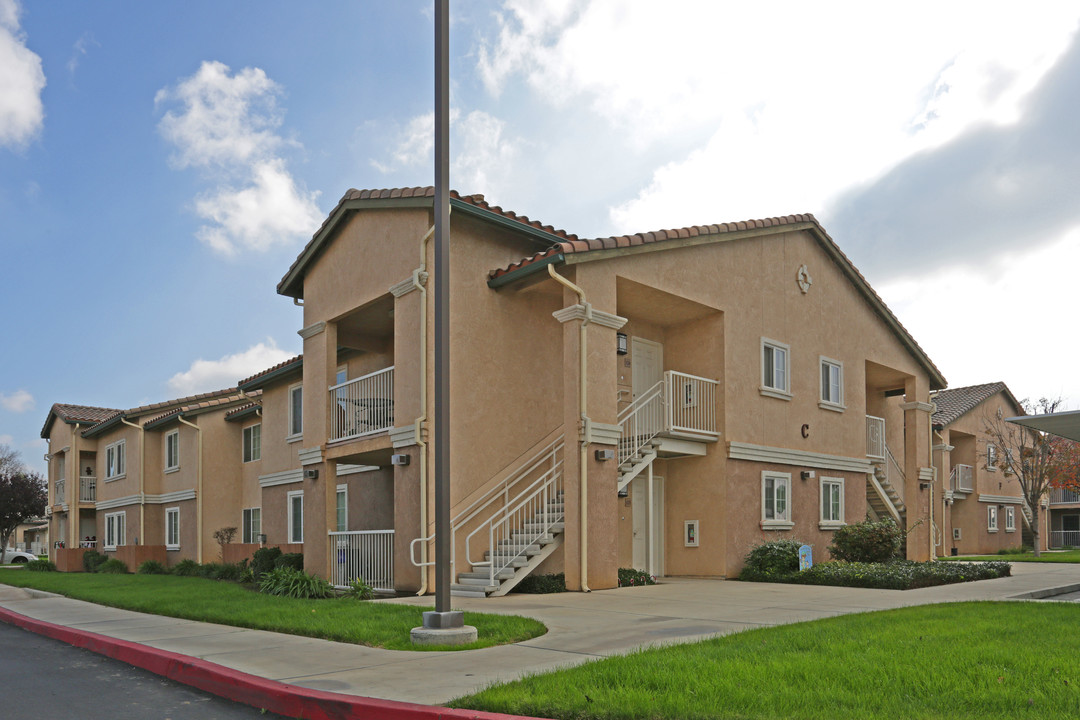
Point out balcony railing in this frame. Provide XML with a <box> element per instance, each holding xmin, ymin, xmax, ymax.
<box><xmin>665</xmin><ymin>371</ymin><xmax>719</xmax><ymax>440</ymax></box>
<box><xmin>54</xmin><ymin>479</ymin><xmax>65</xmax><ymax>504</ymax></box>
<box><xmin>866</xmin><ymin>415</ymin><xmax>885</xmax><ymax>461</ymax></box>
<box><xmin>328</xmin><ymin>530</ymin><xmax>394</xmax><ymax>592</ymax></box>
<box><xmin>951</xmin><ymin>464</ymin><xmax>973</xmax><ymax>493</ymax></box>
<box><xmin>1050</xmin><ymin>530</ymin><xmax>1080</xmax><ymax>549</ymax></box>
<box><xmin>329</xmin><ymin>366</ymin><xmax>394</xmax><ymax>443</ymax></box>
<box><xmin>1050</xmin><ymin>488</ymin><xmax>1080</xmax><ymax>505</ymax></box>
<box><xmin>79</xmin><ymin>476</ymin><xmax>96</xmax><ymax>503</ymax></box>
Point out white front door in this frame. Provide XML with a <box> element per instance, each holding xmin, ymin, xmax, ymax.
<box><xmin>632</xmin><ymin>474</ymin><xmax>665</xmax><ymax>577</ymax></box>
<box><xmin>631</xmin><ymin>337</ymin><xmax>663</xmax><ymax>398</ymax></box>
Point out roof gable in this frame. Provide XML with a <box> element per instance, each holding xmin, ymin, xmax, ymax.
<box><xmin>932</xmin><ymin>382</ymin><xmax>1024</xmax><ymax>428</ymax></box>
<box><xmin>41</xmin><ymin>403</ymin><xmax>122</xmax><ymax>439</ymax></box>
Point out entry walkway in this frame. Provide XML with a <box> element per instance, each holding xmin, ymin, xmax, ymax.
<box><xmin>2</xmin><ymin>563</ymin><xmax>1080</xmax><ymax>707</ymax></box>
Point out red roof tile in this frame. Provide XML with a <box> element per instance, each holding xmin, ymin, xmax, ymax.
<box><xmin>237</xmin><ymin>354</ymin><xmax>303</xmax><ymax>388</ymax></box>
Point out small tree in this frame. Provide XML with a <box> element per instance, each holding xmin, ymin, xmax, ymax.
<box><xmin>1047</xmin><ymin>436</ymin><xmax>1080</xmax><ymax>494</ymax></box>
<box><xmin>983</xmin><ymin>397</ymin><xmax>1066</xmax><ymax>557</ymax></box>
<box><xmin>0</xmin><ymin>446</ymin><xmax>47</xmax><ymax>564</ymax></box>
<box><xmin>213</xmin><ymin>526</ymin><xmax>238</xmax><ymax>559</ymax></box>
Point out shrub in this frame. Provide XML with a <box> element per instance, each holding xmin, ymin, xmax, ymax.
<box><xmin>82</xmin><ymin>550</ymin><xmax>107</xmax><ymax>573</ymax></box>
<box><xmin>827</xmin><ymin>518</ymin><xmax>904</xmax><ymax>563</ymax></box>
<box><xmin>274</xmin><ymin>553</ymin><xmax>304</xmax><ymax>572</ymax></box>
<box><xmin>258</xmin><ymin>566</ymin><xmax>333</xmax><ymax>599</ymax></box>
<box><xmin>251</xmin><ymin>547</ymin><xmax>282</xmax><ymax>578</ymax></box>
<box><xmin>514</xmin><ymin>573</ymin><xmax>566</xmax><ymax>594</ymax></box>
<box><xmin>208</xmin><ymin>562</ymin><xmax>245</xmax><ymax>581</ymax></box>
<box><xmin>98</xmin><ymin>558</ymin><xmax>129</xmax><ymax>574</ymax></box>
<box><xmin>790</xmin><ymin>560</ymin><xmax>1012</xmax><ymax>590</ymax></box>
<box><xmin>617</xmin><ymin>568</ymin><xmax>656</xmax><ymax>588</ymax></box>
<box><xmin>137</xmin><ymin>560</ymin><xmax>168</xmax><ymax>575</ymax></box>
<box><xmin>349</xmin><ymin>577</ymin><xmax>375</xmax><ymax>600</ymax></box>
<box><xmin>171</xmin><ymin>559</ymin><xmax>201</xmax><ymax>577</ymax></box>
<box><xmin>26</xmin><ymin>559</ymin><xmax>56</xmax><ymax>572</ymax></box>
<box><xmin>740</xmin><ymin>539</ymin><xmax>804</xmax><ymax>581</ymax></box>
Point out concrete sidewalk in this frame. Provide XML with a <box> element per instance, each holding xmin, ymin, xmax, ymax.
<box><xmin>2</xmin><ymin>562</ymin><xmax>1080</xmax><ymax>712</ymax></box>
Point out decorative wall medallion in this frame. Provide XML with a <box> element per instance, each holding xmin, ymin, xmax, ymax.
<box><xmin>796</xmin><ymin>264</ymin><xmax>813</xmax><ymax>294</ymax></box>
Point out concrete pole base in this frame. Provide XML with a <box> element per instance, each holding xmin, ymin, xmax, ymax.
<box><xmin>410</xmin><ymin>610</ymin><xmax>477</xmax><ymax>646</ymax></box>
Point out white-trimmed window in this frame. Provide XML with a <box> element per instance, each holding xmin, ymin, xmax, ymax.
<box><xmin>105</xmin><ymin>440</ymin><xmax>126</xmax><ymax>479</ymax></box>
<box><xmin>336</xmin><ymin>484</ymin><xmax>348</xmax><ymax>532</ymax></box>
<box><xmin>104</xmin><ymin>511</ymin><xmax>126</xmax><ymax>550</ymax></box>
<box><xmin>242</xmin><ymin>508</ymin><xmax>262</xmax><ymax>544</ymax></box>
<box><xmin>988</xmin><ymin>505</ymin><xmax>998</xmax><ymax>532</ymax></box>
<box><xmin>287</xmin><ymin>383</ymin><xmax>303</xmax><ymax>440</ymax></box>
<box><xmin>820</xmin><ymin>476</ymin><xmax>845</xmax><ymax>528</ymax></box>
<box><xmin>760</xmin><ymin>338</ymin><xmax>791</xmax><ymax>399</ymax></box>
<box><xmin>288</xmin><ymin>490</ymin><xmax>304</xmax><ymax>544</ymax></box>
<box><xmin>761</xmin><ymin>472</ymin><xmax>793</xmax><ymax>529</ymax></box>
<box><xmin>165</xmin><ymin>507</ymin><xmax>180</xmax><ymax>549</ymax></box>
<box><xmin>165</xmin><ymin>430</ymin><xmax>180</xmax><ymax>472</ymax></box>
<box><xmin>243</xmin><ymin>424</ymin><xmax>261</xmax><ymax>463</ymax></box>
<box><xmin>819</xmin><ymin>357</ymin><xmax>844</xmax><ymax>410</ymax></box>
<box><xmin>1005</xmin><ymin>506</ymin><xmax>1016</xmax><ymax>532</ymax></box>
<box><xmin>986</xmin><ymin>443</ymin><xmax>997</xmax><ymax>472</ymax></box>
<box><xmin>1003</xmin><ymin>449</ymin><xmax>1015</xmax><ymax>476</ymax></box>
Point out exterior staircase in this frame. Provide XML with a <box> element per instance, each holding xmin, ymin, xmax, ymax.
<box><xmin>867</xmin><ymin>445</ymin><xmax>906</xmax><ymax>525</ymax></box>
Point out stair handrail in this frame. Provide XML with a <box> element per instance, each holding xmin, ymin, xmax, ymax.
<box><xmin>617</xmin><ymin>380</ymin><xmax>664</xmax><ymax>465</ymax></box>
<box><xmin>465</xmin><ymin>458</ymin><xmax>564</xmax><ymax>587</ymax></box>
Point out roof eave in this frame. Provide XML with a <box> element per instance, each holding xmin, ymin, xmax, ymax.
<box><xmin>238</xmin><ymin>360</ymin><xmax>304</xmax><ymax>391</ymax></box>
<box><xmin>81</xmin><ymin>413</ymin><xmax>126</xmax><ymax>439</ymax></box>
<box><xmin>487</xmin><ymin>253</ymin><xmax>566</xmax><ymax>289</ymax></box>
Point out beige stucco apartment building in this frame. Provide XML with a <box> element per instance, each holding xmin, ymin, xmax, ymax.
<box><xmin>44</xmin><ymin>186</ymin><xmax>1046</xmax><ymax>594</ymax></box>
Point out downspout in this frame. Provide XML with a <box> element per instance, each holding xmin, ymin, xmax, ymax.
<box><xmin>547</xmin><ymin>264</ymin><xmax>591</xmax><ymax>592</ymax></box>
<box><xmin>70</xmin><ymin>424</ymin><xmax>80</xmax><ymax>550</ymax></box>
<box><xmin>119</xmin><ymin>416</ymin><xmax>146</xmax><ymax>545</ymax></box>
<box><xmin>413</xmin><ymin>224</ymin><xmax>435</xmax><ymax>595</ymax></box>
<box><xmin>177</xmin><ymin>415</ymin><xmax>203</xmax><ymax>563</ymax></box>
<box><xmin>927</xmin><ymin>401</ymin><xmax>936</xmax><ymax>560</ymax></box>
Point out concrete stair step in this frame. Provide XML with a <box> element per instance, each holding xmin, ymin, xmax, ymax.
<box><xmin>451</xmin><ymin>585</ymin><xmax>492</xmax><ymax>598</ymax></box>
<box><xmin>459</xmin><ymin>568</ymin><xmax>514</xmax><ymax>582</ymax></box>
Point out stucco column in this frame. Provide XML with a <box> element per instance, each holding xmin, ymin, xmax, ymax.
<box><xmin>901</xmin><ymin>377</ymin><xmax>934</xmax><ymax>561</ymax></box>
<box><xmin>934</xmin><ymin>430</ymin><xmax>954</xmax><ymax>558</ymax></box>
<box><xmin>298</xmin><ymin>319</ymin><xmax>337</xmax><ymax>579</ymax></box>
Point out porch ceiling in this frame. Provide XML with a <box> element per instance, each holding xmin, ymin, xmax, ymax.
<box><xmin>615</xmin><ymin>277</ymin><xmax>717</xmax><ymax>327</ymax></box>
<box><xmin>865</xmin><ymin>360</ymin><xmax>909</xmax><ymax>394</ymax></box>
<box><xmin>337</xmin><ymin>295</ymin><xmax>394</xmax><ymax>351</ymax></box>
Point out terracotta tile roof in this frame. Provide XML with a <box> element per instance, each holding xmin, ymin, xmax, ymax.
<box><xmin>41</xmin><ymin>403</ymin><xmax>123</xmax><ymax>438</ymax></box>
<box><xmin>125</xmin><ymin>387</ymin><xmax>239</xmax><ymax>417</ymax></box>
<box><xmin>932</xmin><ymin>382</ymin><xmax>1022</xmax><ymax>428</ymax></box>
<box><xmin>278</xmin><ymin>187</ymin><xmax>573</xmax><ymax>299</ymax></box>
<box><xmin>143</xmin><ymin>390</ymin><xmax>260</xmax><ymax>430</ymax></box>
<box><xmin>489</xmin><ymin>214</ymin><xmax>816</xmax><ymax>282</ymax></box>
<box><xmin>238</xmin><ymin>354</ymin><xmax>303</xmax><ymax>389</ymax></box>
<box><xmin>224</xmin><ymin>400</ymin><xmax>262</xmax><ymax>421</ymax></box>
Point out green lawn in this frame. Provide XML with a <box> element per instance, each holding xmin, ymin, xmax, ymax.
<box><xmin>451</xmin><ymin>602</ymin><xmax>1080</xmax><ymax>720</ymax></box>
<box><xmin>942</xmin><ymin>549</ymin><xmax>1080</xmax><ymax>563</ymax></box>
<box><xmin>0</xmin><ymin>571</ymin><xmax>544</xmax><ymax>651</ymax></box>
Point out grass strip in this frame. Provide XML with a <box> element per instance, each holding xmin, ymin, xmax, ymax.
<box><xmin>942</xmin><ymin>550</ymin><xmax>1080</xmax><ymax>563</ymax></box>
<box><xmin>0</xmin><ymin>571</ymin><xmax>544</xmax><ymax>651</ymax></box>
<box><xmin>451</xmin><ymin>602</ymin><xmax>1080</xmax><ymax>720</ymax></box>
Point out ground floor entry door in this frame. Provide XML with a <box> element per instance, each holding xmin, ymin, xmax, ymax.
<box><xmin>632</xmin><ymin>474</ymin><xmax>665</xmax><ymax>577</ymax></box>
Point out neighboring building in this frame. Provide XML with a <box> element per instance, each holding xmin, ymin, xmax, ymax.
<box><xmin>7</xmin><ymin>518</ymin><xmax>48</xmax><ymax>555</ymax></box>
<box><xmin>931</xmin><ymin>382</ymin><xmax>1036</xmax><ymax>555</ymax></box>
<box><xmin>41</xmin><ymin>186</ymin><xmax>964</xmax><ymax>593</ymax></box>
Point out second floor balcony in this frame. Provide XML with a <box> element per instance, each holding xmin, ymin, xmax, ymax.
<box><xmin>1050</xmin><ymin>488</ymin><xmax>1080</xmax><ymax>505</ymax></box>
<box><xmin>80</xmin><ymin>476</ymin><xmax>97</xmax><ymax>503</ymax></box>
<box><xmin>329</xmin><ymin>366</ymin><xmax>394</xmax><ymax>443</ymax></box>
<box><xmin>950</xmin><ymin>464</ymin><xmax>973</xmax><ymax>493</ymax></box>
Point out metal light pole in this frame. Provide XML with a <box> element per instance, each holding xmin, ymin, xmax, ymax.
<box><xmin>412</xmin><ymin>0</ymin><xmax>475</xmax><ymax>644</ymax></box>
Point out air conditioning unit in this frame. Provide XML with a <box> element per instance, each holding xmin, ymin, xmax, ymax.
<box><xmin>953</xmin><ymin>528</ymin><xmax>962</xmax><ymax>541</ymax></box>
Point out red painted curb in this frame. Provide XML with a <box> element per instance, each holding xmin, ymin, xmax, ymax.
<box><xmin>0</xmin><ymin>605</ymin><xmax>548</xmax><ymax>720</ymax></box>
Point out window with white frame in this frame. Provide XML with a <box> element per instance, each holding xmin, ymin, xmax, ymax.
<box><xmin>1005</xmin><ymin>506</ymin><xmax>1016</xmax><ymax>532</ymax></box>
<box><xmin>986</xmin><ymin>443</ymin><xmax>997</xmax><ymax>471</ymax></box>
<box><xmin>1003</xmin><ymin>449</ymin><xmax>1015</xmax><ymax>475</ymax></box>
<box><xmin>819</xmin><ymin>357</ymin><xmax>844</xmax><ymax>409</ymax></box>
<box><xmin>165</xmin><ymin>430</ymin><xmax>180</xmax><ymax>472</ymax></box>
<box><xmin>761</xmin><ymin>339</ymin><xmax>791</xmax><ymax>398</ymax></box>
<box><xmin>287</xmin><ymin>384</ymin><xmax>303</xmax><ymax>439</ymax></box>
<box><xmin>287</xmin><ymin>491</ymin><xmax>304</xmax><ymax>544</ymax></box>
<box><xmin>242</xmin><ymin>507</ymin><xmax>261</xmax><ymax>544</ymax></box>
<box><xmin>336</xmin><ymin>484</ymin><xmax>347</xmax><ymax>532</ymax></box>
<box><xmin>988</xmin><ymin>505</ymin><xmax>998</xmax><ymax>532</ymax></box>
<box><xmin>820</xmin><ymin>477</ymin><xmax>845</xmax><ymax>527</ymax></box>
<box><xmin>104</xmin><ymin>511</ymin><xmax>126</xmax><ymax>550</ymax></box>
<box><xmin>105</xmin><ymin>440</ymin><xmax>126</xmax><ymax>479</ymax></box>
<box><xmin>761</xmin><ymin>472</ymin><xmax>793</xmax><ymax>529</ymax></box>
<box><xmin>243</xmin><ymin>424</ymin><xmax>261</xmax><ymax>463</ymax></box>
<box><xmin>165</xmin><ymin>507</ymin><xmax>180</xmax><ymax>549</ymax></box>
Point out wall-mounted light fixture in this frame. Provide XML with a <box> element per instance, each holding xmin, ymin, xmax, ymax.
<box><xmin>304</xmin><ymin>468</ymin><xmax>319</xmax><ymax>480</ymax></box>
<box><xmin>391</xmin><ymin>454</ymin><xmax>410</xmax><ymax>466</ymax></box>
<box><xmin>800</xmin><ymin>470</ymin><xmax>815</xmax><ymax>481</ymax></box>
<box><xmin>616</xmin><ymin>332</ymin><xmax>628</xmax><ymax>355</ymax></box>
<box><xmin>595</xmin><ymin>448</ymin><xmax>615</xmax><ymax>461</ymax></box>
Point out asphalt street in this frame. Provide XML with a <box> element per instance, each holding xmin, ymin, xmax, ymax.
<box><xmin>0</xmin><ymin>621</ymin><xmax>293</xmax><ymax>720</ymax></box>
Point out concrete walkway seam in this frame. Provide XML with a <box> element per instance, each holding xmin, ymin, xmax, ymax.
<box><xmin>0</xmin><ymin>605</ymin><xmax>548</xmax><ymax>720</ymax></box>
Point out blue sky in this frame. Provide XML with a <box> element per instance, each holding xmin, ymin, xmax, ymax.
<box><xmin>3</xmin><ymin>1</ymin><xmax>1080</xmax><ymax>472</ymax></box>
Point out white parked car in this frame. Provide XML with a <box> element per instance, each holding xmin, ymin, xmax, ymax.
<box><xmin>1</xmin><ymin>549</ymin><xmax>38</xmax><ymax>564</ymax></box>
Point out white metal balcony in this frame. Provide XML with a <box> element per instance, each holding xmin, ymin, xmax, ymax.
<box><xmin>1050</xmin><ymin>488</ymin><xmax>1080</xmax><ymax>505</ymax></box>
<box><xmin>329</xmin><ymin>366</ymin><xmax>394</xmax><ymax>443</ymax></box>
<box><xmin>865</xmin><ymin>415</ymin><xmax>885</xmax><ymax>461</ymax></box>
<box><xmin>951</xmin><ymin>464</ymin><xmax>973</xmax><ymax>493</ymax></box>
<box><xmin>79</xmin><ymin>476</ymin><xmax>96</xmax><ymax>503</ymax></box>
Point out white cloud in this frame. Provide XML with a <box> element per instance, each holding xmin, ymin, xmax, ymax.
<box><xmin>66</xmin><ymin>32</ymin><xmax>98</xmax><ymax>78</ymax></box>
<box><xmin>166</xmin><ymin>340</ymin><xmax>294</xmax><ymax>397</ymax></box>
<box><xmin>476</xmin><ymin>1</ymin><xmax>1080</xmax><ymax>233</ymax></box>
<box><xmin>0</xmin><ymin>0</ymin><xmax>46</xmax><ymax>149</ymax></box>
<box><xmin>0</xmin><ymin>389</ymin><xmax>34</xmax><ymax>413</ymax></box>
<box><xmin>0</xmin><ymin>434</ymin><xmax>13</xmax><ymax>446</ymax></box>
<box><xmin>370</xmin><ymin>112</ymin><xmax>434</xmax><ymax>173</ymax></box>
<box><xmin>877</xmin><ymin>228</ymin><xmax>1080</xmax><ymax>407</ymax></box>
<box><xmin>156</xmin><ymin>61</ymin><xmax>320</xmax><ymax>255</ymax></box>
